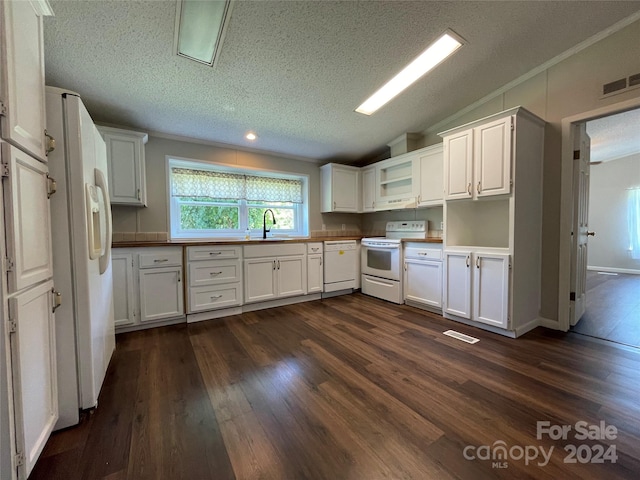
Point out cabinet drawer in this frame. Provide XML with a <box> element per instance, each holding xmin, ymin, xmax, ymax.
<box><xmin>189</xmin><ymin>284</ymin><xmax>242</xmax><ymax>312</ymax></box>
<box><xmin>404</xmin><ymin>247</ymin><xmax>442</xmax><ymax>260</ymax></box>
<box><xmin>189</xmin><ymin>260</ymin><xmax>241</xmax><ymax>287</ymax></box>
<box><xmin>138</xmin><ymin>249</ymin><xmax>182</xmax><ymax>268</ymax></box>
<box><xmin>307</xmin><ymin>243</ymin><xmax>323</xmax><ymax>254</ymax></box>
<box><xmin>187</xmin><ymin>245</ymin><xmax>241</xmax><ymax>261</ymax></box>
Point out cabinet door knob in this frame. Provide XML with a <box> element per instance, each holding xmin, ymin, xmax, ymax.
<box><xmin>587</xmin><ymin>231</ymin><xmax>596</xmax><ymax>237</ymax></box>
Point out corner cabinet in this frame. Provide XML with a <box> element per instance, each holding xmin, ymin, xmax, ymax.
<box><xmin>440</xmin><ymin>107</ymin><xmax>545</xmax><ymax>336</ymax></box>
<box><xmin>320</xmin><ymin>163</ymin><xmax>360</xmax><ymax>212</ymax></box>
<box><xmin>97</xmin><ymin>126</ymin><xmax>148</xmax><ymax>206</ymax></box>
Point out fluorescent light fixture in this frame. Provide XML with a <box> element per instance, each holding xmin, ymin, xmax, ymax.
<box><xmin>355</xmin><ymin>30</ymin><xmax>464</xmax><ymax>115</ymax></box>
<box><xmin>174</xmin><ymin>0</ymin><xmax>235</xmax><ymax>67</ymax></box>
<box><xmin>245</xmin><ymin>132</ymin><xmax>257</xmax><ymax>141</ymax></box>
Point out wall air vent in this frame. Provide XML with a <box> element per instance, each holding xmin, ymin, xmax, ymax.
<box><xmin>602</xmin><ymin>73</ymin><xmax>640</xmax><ymax>98</ymax></box>
<box><xmin>603</xmin><ymin>78</ymin><xmax>627</xmax><ymax>96</ymax></box>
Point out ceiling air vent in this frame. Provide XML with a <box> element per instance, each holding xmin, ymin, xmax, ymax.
<box><xmin>602</xmin><ymin>78</ymin><xmax>627</xmax><ymax>96</ymax></box>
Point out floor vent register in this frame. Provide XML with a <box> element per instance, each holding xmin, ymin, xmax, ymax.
<box><xmin>443</xmin><ymin>330</ymin><xmax>480</xmax><ymax>344</ymax></box>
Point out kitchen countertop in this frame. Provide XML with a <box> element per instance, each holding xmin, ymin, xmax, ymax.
<box><xmin>112</xmin><ymin>236</ymin><xmax>366</xmax><ymax>248</ymax></box>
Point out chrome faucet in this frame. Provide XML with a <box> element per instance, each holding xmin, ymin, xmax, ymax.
<box><xmin>263</xmin><ymin>209</ymin><xmax>276</xmax><ymax>239</ymax></box>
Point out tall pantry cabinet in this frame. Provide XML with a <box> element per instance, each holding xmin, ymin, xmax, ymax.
<box><xmin>440</xmin><ymin>107</ymin><xmax>545</xmax><ymax>336</ymax></box>
<box><xmin>0</xmin><ymin>1</ymin><xmax>58</xmax><ymax>479</ymax></box>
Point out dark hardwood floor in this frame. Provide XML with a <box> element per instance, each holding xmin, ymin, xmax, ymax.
<box><xmin>572</xmin><ymin>271</ymin><xmax>640</xmax><ymax>347</ymax></box>
<box><xmin>31</xmin><ymin>293</ymin><xmax>640</xmax><ymax>479</ymax></box>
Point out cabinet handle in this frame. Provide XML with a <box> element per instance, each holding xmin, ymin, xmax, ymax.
<box><xmin>44</xmin><ymin>130</ymin><xmax>56</xmax><ymax>156</ymax></box>
<box><xmin>273</xmin><ymin>260</ymin><xmax>276</xmax><ymax>270</ymax></box>
<box><xmin>154</xmin><ymin>259</ymin><xmax>169</xmax><ymax>263</ymax></box>
<box><xmin>467</xmin><ymin>183</ymin><xmax>471</xmax><ymax>195</ymax></box>
<box><xmin>465</xmin><ymin>255</ymin><xmax>470</xmax><ymax>268</ymax></box>
<box><xmin>178</xmin><ymin>271</ymin><xmax>181</xmax><ymax>282</ymax></box>
<box><xmin>137</xmin><ymin>188</ymin><xmax>141</xmax><ymax>201</ymax></box>
<box><xmin>372</xmin><ymin>201</ymin><xmax>375</xmax><ymax>208</ymax></box>
<box><xmin>210</xmin><ymin>294</ymin><xmax>223</xmax><ymax>300</ymax></box>
<box><xmin>404</xmin><ymin>262</ymin><xmax>407</xmax><ymax>271</ymax></box>
<box><xmin>209</xmin><ymin>252</ymin><xmax>222</xmax><ymax>256</ymax></box>
<box><xmin>476</xmin><ymin>257</ymin><xmax>480</xmax><ymax>269</ymax></box>
<box><xmin>320</xmin><ymin>257</ymin><xmax>322</xmax><ymax>266</ymax></box>
<box><xmin>333</xmin><ymin>201</ymin><xmax>336</xmax><ymax>210</ymax></box>
<box><xmin>51</xmin><ymin>289</ymin><xmax>62</xmax><ymax>313</ymax></box>
<box><xmin>209</xmin><ymin>271</ymin><xmax>223</xmax><ymax>275</ymax></box>
<box><xmin>477</xmin><ymin>182</ymin><xmax>481</xmax><ymax>194</ymax></box>
<box><xmin>277</xmin><ymin>260</ymin><xmax>280</xmax><ymax>270</ymax></box>
<box><xmin>46</xmin><ymin>174</ymin><xmax>57</xmax><ymax>198</ymax></box>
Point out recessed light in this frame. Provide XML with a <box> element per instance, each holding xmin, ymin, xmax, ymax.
<box><xmin>355</xmin><ymin>30</ymin><xmax>464</xmax><ymax>116</ymax></box>
<box><xmin>245</xmin><ymin>132</ymin><xmax>257</xmax><ymax>141</ymax></box>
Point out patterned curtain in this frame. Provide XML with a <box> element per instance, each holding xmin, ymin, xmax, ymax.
<box><xmin>171</xmin><ymin>167</ymin><xmax>303</xmax><ymax>203</ymax></box>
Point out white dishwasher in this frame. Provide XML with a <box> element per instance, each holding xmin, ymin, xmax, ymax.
<box><xmin>323</xmin><ymin>240</ymin><xmax>357</xmax><ymax>293</ymax></box>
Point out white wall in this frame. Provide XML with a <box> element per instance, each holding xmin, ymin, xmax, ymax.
<box><xmin>587</xmin><ymin>153</ymin><xmax>640</xmax><ymax>272</ymax></box>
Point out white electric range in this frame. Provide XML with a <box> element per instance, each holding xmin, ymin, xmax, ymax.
<box><xmin>361</xmin><ymin>221</ymin><xmax>427</xmax><ymax>303</ymax></box>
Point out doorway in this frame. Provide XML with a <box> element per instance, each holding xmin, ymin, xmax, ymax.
<box><xmin>567</xmin><ymin>108</ymin><xmax>640</xmax><ymax>347</ymax></box>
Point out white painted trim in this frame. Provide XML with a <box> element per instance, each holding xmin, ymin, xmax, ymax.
<box><xmin>587</xmin><ymin>266</ymin><xmax>640</xmax><ymax>275</ymax></box>
<box><xmin>321</xmin><ymin>289</ymin><xmax>355</xmax><ymax>299</ymax></box>
<box><xmin>242</xmin><ymin>293</ymin><xmax>322</xmax><ymax>312</ymax></box>
<box><xmin>404</xmin><ymin>299</ymin><xmax>442</xmax><ymax>315</ymax></box>
<box><xmin>187</xmin><ymin>306</ymin><xmax>243</xmax><ymax>323</ymax></box>
<box><xmin>443</xmin><ymin>312</ymin><xmax>517</xmax><ymax>338</ymax></box>
<box><xmin>539</xmin><ymin>317</ymin><xmax>561</xmax><ymax>331</ymax></box>
<box><xmin>426</xmin><ymin>10</ymin><xmax>640</xmax><ymax>135</ymax></box>
<box><xmin>558</xmin><ymin>96</ymin><xmax>640</xmax><ymax>332</ymax></box>
<box><xmin>114</xmin><ymin>316</ymin><xmax>185</xmax><ymax>334</ymax></box>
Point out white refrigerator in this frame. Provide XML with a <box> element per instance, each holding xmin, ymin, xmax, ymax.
<box><xmin>45</xmin><ymin>87</ymin><xmax>115</xmax><ymax>429</ymax></box>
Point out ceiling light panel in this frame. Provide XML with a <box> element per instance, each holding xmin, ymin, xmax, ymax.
<box><xmin>356</xmin><ymin>30</ymin><xmax>464</xmax><ymax>115</ymax></box>
<box><xmin>174</xmin><ymin>0</ymin><xmax>235</xmax><ymax>66</ymax></box>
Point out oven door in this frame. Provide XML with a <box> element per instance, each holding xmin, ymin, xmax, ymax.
<box><xmin>361</xmin><ymin>242</ymin><xmax>401</xmax><ymax>281</ymax></box>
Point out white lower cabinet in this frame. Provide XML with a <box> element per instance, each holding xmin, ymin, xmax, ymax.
<box><xmin>111</xmin><ymin>252</ymin><xmax>135</xmax><ymax>327</ymax></box>
<box><xmin>139</xmin><ymin>266</ymin><xmax>183</xmax><ymax>323</ymax></box>
<box><xmin>111</xmin><ymin>247</ymin><xmax>184</xmax><ymax>330</ymax></box>
<box><xmin>307</xmin><ymin>254</ymin><xmax>323</xmax><ymax>294</ymax></box>
<box><xmin>404</xmin><ymin>258</ymin><xmax>443</xmax><ymax>309</ymax></box>
<box><xmin>244</xmin><ymin>244</ymin><xmax>307</xmax><ymax>304</ymax></box>
<box><xmin>444</xmin><ymin>249</ymin><xmax>510</xmax><ymax>329</ymax></box>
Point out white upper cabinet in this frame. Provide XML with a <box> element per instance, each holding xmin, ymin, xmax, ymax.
<box><xmin>416</xmin><ymin>144</ymin><xmax>443</xmax><ymax>207</ymax></box>
<box><xmin>97</xmin><ymin>126</ymin><xmax>148</xmax><ymax>206</ymax></box>
<box><xmin>2</xmin><ymin>143</ymin><xmax>54</xmax><ymax>293</ymax></box>
<box><xmin>0</xmin><ymin>0</ymin><xmax>53</xmax><ymax>162</ymax></box>
<box><xmin>361</xmin><ymin>165</ymin><xmax>376</xmax><ymax>212</ymax></box>
<box><xmin>320</xmin><ymin>163</ymin><xmax>360</xmax><ymax>213</ymax></box>
<box><xmin>442</xmin><ymin>115</ymin><xmax>512</xmax><ymax>200</ymax></box>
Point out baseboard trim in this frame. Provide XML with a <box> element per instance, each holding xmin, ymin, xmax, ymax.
<box><xmin>539</xmin><ymin>316</ymin><xmax>563</xmax><ymax>331</ymax></box>
<box><xmin>115</xmin><ymin>316</ymin><xmax>185</xmax><ymax>333</ymax></box>
<box><xmin>187</xmin><ymin>306</ymin><xmax>242</xmax><ymax>323</ymax></box>
<box><xmin>404</xmin><ymin>299</ymin><xmax>442</xmax><ymax>315</ymax></box>
<box><xmin>322</xmin><ymin>289</ymin><xmax>355</xmax><ymax>299</ymax></box>
<box><xmin>514</xmin><ymin>318</ymin><xmax>540</xmax><ymax>337</ymax></box>
<box><xmin>587</xmin><ymin>266</ymin><xmax>640</xmax><ymax>275</ymax></box>
<box><xmin>242</xmin><ymin>293</ymin><xmax>322</xmax><ymax>312</ymax></box>
<box><xmin>442</xmin><ymin>313</ymin><xmax>517</xmax><ymax>338</ymax></box>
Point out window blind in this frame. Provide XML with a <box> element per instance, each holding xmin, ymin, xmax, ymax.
<box><xmin>171</xmin><ymin>167</ymin><xmax>303</xmax><ymax>203</ymax></box>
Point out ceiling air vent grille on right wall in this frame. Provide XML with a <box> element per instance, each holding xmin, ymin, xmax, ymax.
<box><xmin>602</xmin><ymin>73</ymin><xmax>640</xmax><ymax>98</ymax></box>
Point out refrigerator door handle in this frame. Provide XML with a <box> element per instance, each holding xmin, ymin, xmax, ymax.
<box><xmin>95</xmin><ymin>168</ymin><xmax>112</xmax><ymax>275</ymax></box>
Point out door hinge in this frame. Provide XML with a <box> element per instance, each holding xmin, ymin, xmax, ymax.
<box><xmin>1</xmin><ymin>162</ymin><xmax>9</xmax><ymax>178</ymax></box>
<box><xmin>570</xmin><ymin>291</ymin><xmax>576</xmax><ymax>301</ymax></box>
<box><xmin>14</xmin><ymin>452</ymin><xmax>24</xmax><ymax>467</ymax></box>
<box><xmin>7</xmin><ymin>319</ymin><xmax>16</xmax><ymax>334</ymax></box>
<box><xmin>4</xmin><ymin>257</ymin><xmax>14</xmax><ymax>272</ymax></box>
<box><xmin>573</xmin><ymin>150</ymin><xmax>580</xmax><ymax>160</ymax></box>
<box><xmin>0</xmin><ymin>100</ymin><xmax>7</xmax><ymax>116</ymax></box>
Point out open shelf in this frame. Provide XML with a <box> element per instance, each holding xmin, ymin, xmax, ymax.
<box><xmin>445</xmin><ymin>198</ymin><xmax>510</xmax><ymax>248</ymax></box>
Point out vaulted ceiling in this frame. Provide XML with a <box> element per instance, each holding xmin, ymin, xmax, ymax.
<box><xmin>43</xmin><ymin>1</ymin><xmax>640</xmax><ymax>162</ymax></box>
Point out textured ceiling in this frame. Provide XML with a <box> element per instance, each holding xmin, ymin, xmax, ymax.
<box><xmin>588</xmin><ymin>107</ymin><xmax>640</xmax><ymax>163</ymax></box>
<box><xmin>43</xmin><ymin>1</ymin><xmax>640</xmax><ymax>162</ymax></box>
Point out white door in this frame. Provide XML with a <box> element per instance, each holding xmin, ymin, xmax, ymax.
<box><xmin>333</xmin><ymin>166</ymin><xmax>358</xmax><ymax>211</ymax></box>
<box><xmin>138</xmin><ymin>266</ymin><xmax>183</xmax><ymax>322</ymax></box>
<box><xmin>244</xmin><ymin>257</ymin><xmax>277</xmax><ymax>303</ymax></box>
<box><xmin>443</xmin><ymin>251</ymin><xmax>471</xmax><ymax>318</ymax></box>
<box><xmin>277</xmin><ymin>255</ymin><xmax>306</xmax><ymax>298</ymax></box>
<box><xmin>0</xmin><ymin>0</ymin><xmax>50</xmax><ymax>162</ymax></box>
<box><xmin>111</xmin><ymin>253</ymin><xmax>136</xmax><ymax>327</ymax></box>
<box><xmin>98</xmin><ymin>128</ymin><xmax>146</xmax><ymax>205</ymax></box>
<box><xmin>307</xmin><ymin>254</ymin><xmax>323</xmax><ymax>294</ymax></box>
<box><xmin>473</xmin><ymin>253</ymin><xmax>510</xmax><ymax>328</ymax></box>
<box><xmin>404</xmin><ymin>259</ymin><xmax>443</xmax><ymax>309</ymax></box>
<box><xmin>418</xmin><ymin>146</ymin><xmax>444</xmax><ymax>206</ymax></box>
<box><xmin>443</xmin><ymin>129</ymin><xmax>473</xmax><ymax>200</ymax></box>
<box><xmin>2</xmin><ymin>143</ymin><xmax>53</xmax><ymax>293</ymax></box>
<box><xmin>9</xmin><ymin>280</ymin><xmax>58</xmax><ymax>478</ymax></box>
<box><xmin>361</xmin><ymin>166</ymin><xmax>376</xmax><ymax>212</ymax></box>
<box><xmin>570</xmin><ymin>123</ymin><xmax>591</xmax><ymax>326</ymax></box>
<box><xmin>474</xmin><ymin>116</ymin><xmax>512</xmax><ymax>197</ymax></box>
